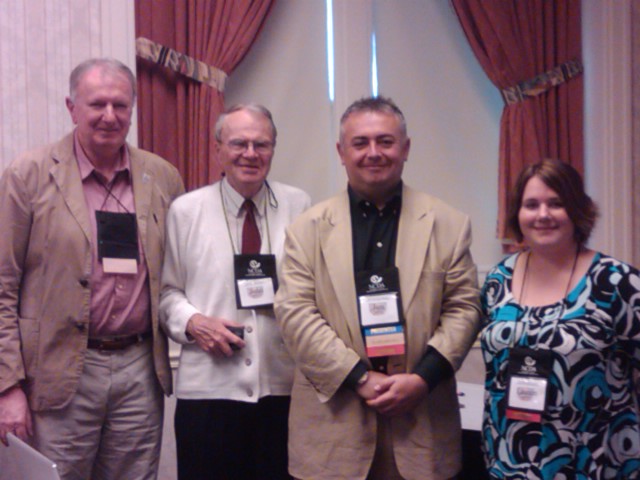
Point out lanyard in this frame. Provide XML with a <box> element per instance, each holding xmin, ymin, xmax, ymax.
<box><xmin>219</xmin><ymin>181</ymin><xmax>272</xmax><ymax>255</ymax></box>
<box><xmin>509</xmin><ymin>247</ymin><xmax>579</xmax><ymax>349</ymax></box>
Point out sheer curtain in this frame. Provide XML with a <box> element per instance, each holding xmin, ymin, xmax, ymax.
<box><xmin>451</xmin><ymin>0</ymin><xmax>583</xmax><ymax>244</ymax></box>
<box><xmin>135</xmin><ymin>0</ymin><xmax>274</xmax><ymax>190</ymax></box>
<box><xmin>0</xmin><ymin>0</ymin><xmax>135</xmax><ymax>171</ymax></box>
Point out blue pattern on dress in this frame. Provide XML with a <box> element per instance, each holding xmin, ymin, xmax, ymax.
<box><xmin>480</xmin><ymin>252</ymin><xmax>640</xmax><ymax>479</ymax></box>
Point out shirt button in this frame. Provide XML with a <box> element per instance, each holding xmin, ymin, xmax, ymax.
<box><xmin>376</xmin><ymin>242</ymin><xmax>383</xmax><ymax>248</ymax></box>
<box><xmin>245</xmin><ymin>358</ymin><xmax>252</xmax><ymax>366</ymax></box>
<box><xmin>247</xmin><ymin>388</ymin><xmax>254</xmax><ymax>397</ymax></box>
<box><xmin>246</xmin><ymin>326</ymin><xmax>253</xmax><ymax>333</ymax></box>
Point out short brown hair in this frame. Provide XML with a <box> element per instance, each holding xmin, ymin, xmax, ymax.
<box><xmin>507</xmin><ymin>159</ymin><xmax>598</xmax><ymax>245</ymax></box>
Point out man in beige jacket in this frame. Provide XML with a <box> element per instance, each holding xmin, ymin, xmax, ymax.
<box><xmin>0</xmin><ymin>58</ymin><xmax>183</xmax><ymax>479</ymax></box>
<box><xmin>275</xmin><ymin>96</ymin><xmax>480</xmax><ymax>480</ymax></box>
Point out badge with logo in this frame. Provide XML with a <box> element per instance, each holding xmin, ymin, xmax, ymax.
<box><xmin>234</xmin><ymin>254</ymin><xmax>277</xmax><ymax>309</ymax></box>
<box><xmin>355</xmin><ymin>267</ymin><xmax>405</xmax><ymax>358</ymax></box>
<box><xmin>505</xmin><ymin>347</ymin><xmax>554</xmax><ymax>423</ymax></box>
<box><xmin>96</xmin><ymin>210</ymin><xmax>139</xmax><ymax>274</ymax></box>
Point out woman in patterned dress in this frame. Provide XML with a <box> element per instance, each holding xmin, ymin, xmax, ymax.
<box><xmin>480</xmin><ymin>159</ymin><xmax>640</xmax><ymax>479</ymax></box>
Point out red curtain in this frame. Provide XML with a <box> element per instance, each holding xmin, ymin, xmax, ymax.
<box><xmin>451</xmin><ymin>0</ymin><xmax>583</xmax><ymax>242</ymax></box>
<box><xmin>135</xmin><ymin>0</ymin><xmax>274</xmax><ymax>190</ymax></box>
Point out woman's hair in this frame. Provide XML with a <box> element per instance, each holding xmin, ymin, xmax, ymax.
<box><xmin>507</xmin><ymin>159</ymin><xmax>599</xmax><ymax>245</ymax></box>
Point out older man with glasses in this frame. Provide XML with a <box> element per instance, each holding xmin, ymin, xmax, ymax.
<box><xmin>160</xmin><ymin>104</ymin><xmax>311</xmax><ymax>480</ymax></box>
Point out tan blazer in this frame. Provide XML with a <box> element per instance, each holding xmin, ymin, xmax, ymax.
<box><xmin>0</xmin><ymin>133</ymin><xmax>184</xmax><ymax>411</ymax></box>
<box><xmin>274</xmin><ymin>185</ymin><xmax>481</xmax><ymax>480</ymax></box>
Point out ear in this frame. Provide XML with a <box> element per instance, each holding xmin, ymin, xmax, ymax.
<box><xmin>336</xmin><ymin>141</ymin><xmax>346</xmax><ymax>165</ymax></box>
<box><xmin>65</xmin><ymin>97</ymin><xmax>78</xmax><ymax>124</ymax></box>
<box><xmin>402</xmin><ymin>137</ymin><xmax>411</xmax><ymax>162</ymax></box>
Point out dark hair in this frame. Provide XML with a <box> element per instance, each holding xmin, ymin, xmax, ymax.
<box><xmin>214</xmin><ymin>103</ymin><xmax>277</xmax><ymax>143</ymax></box>
<box><xmin>69</xmin><ymin>58</ymin><xmax>136</xmax><ymax>102</ymax></box>
<box><xmin>507</xmin><ymin>159</ymin><xmax>599</xmax><ymax>245</ymax></box>
<box><xmin>339</xmin><ymin>96</ymin><xmax>407</xmax><ymax>142</ymax></box>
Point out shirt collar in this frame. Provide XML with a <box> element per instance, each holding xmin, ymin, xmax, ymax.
<box><xmin>74</xmin><ymin>130</ymin><xmax>130</xmax><ymax>182</ymax></box>
<box><xmin>221</xmin><ymin>177</ymin><xmax>267</xmax><ymax>218</ymax></box>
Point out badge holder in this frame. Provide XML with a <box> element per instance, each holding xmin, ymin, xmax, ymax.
<box><xmin>234</xmin><ymin>254</ymin><xmax>277</xmax><ymax>309</ymax></box>
<box><xmin>505</xmin><ymin>347</ymin><xmax>554</xmax><ymax>423</ymax></box>
<box><xmin>96</xmin><ymin>210</ymin><xmax>139</xmax><ymax>274</ymax></box>
<box><xmin>356</xmin><ymin>267</ymin><xmax>405</xmax><ymax>358</ymax></box>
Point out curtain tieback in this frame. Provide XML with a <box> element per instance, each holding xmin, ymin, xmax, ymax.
<box><xmin>501</xmin><ymin>58</ymin><xmax>583</xmax><ymax>106</ymax></box>
<box><xmin>135</xmin><ymin>37</ymin><xmax>227</xmax><ymax>92</ymax></box>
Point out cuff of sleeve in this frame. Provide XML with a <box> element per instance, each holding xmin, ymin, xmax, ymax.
<box><xmin>412</xmin><ymin>346</ymin><xmax>454</xmax><ymax>391</ymax></box>
<box><xmin>342</xmin><ymin>361</ymin><xmax>369</xmax><ymax>390</ymax></box>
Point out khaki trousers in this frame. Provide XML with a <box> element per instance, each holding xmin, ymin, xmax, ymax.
<box><xmin>32</xmin><ymin>339</ymin><xmax>163</xmax><ymax>480</ymax></box>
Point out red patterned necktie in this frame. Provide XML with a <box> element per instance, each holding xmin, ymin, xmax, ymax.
<box><xmin>241</xmin><ymin>200</ymin><xmax>261</xmax><ymax>254</ymax></box>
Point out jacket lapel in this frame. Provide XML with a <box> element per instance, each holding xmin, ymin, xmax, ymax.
<box><xmin>130</xmin><ymin>150</ymin><xmax>152</xmax><ymax>253</ymax></box>
<box><xmin>318</xmin><ymin>193</ymin><xmax>366</xmax><ymax>355</ymax></box>
<box><xmin>49</xmin><ymin>135</ymin><xmax>92</xmax><ymax>242</ymax></box>
<box><xmin>396</xmin><ymin>186</ymin><xmax>434</xmax><ymax>311</ymax></box>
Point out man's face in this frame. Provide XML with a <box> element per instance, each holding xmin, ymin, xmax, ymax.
<box><xmin>337</xmin><ymin>111</ymin><xmax>410</xmax><ymax>202</ymax></box>
<box><xmin>66</xmin><ymin>66</ymin><xmax>134</xmax><ymax>162</ymax></box>
<box><xmin>216</xmin><ymin>110</ymin><xmax>275</xmax><ymax>198</ymax></box>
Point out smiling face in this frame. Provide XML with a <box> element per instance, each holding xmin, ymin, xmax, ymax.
<box><xmin>216</xmin><ymin>109</ymin><xmax>275</xmax><ymax>198</ymax></box>
<box><xmin>65</xmin><ymin>66</ymin><xmax>134</xmax><ymax>164</ymax></box>
<box><xmin>337</xmin><ymin>110</ymin><xmax>410</xmax><ymax>207</ymax></box>
<box><xmin>518</xmin><ymin>176</ymin><xmax>576</xmax><ymax>252</ymax></box>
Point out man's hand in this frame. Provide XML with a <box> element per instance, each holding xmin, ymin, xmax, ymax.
<box><xmin>366</xmin><ymin>373</ymin><xmax>428</xmax><ymax>416</ymax></box>
<box><xmin>355</xmin><ymin>370</ymin><xmax>389</xmax><ymax>401</ymax></box>
<box><xmin>186</xmin><ymin>313</ymin><xmax>245</xmax><ymax>358</ymax></box>
<box><xmin>0</xmin><ymin>385</ymin><xmax>32</xmax><ymax>446</ymax></box>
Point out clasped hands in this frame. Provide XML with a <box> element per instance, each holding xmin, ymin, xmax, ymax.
<box><xmin>356</xmin><ymin>370</ymin><xmax>428</xmax><ymax>417</ymax></box>
<box><xmin>186</xmin><ymin>313</ymin><xmax>245</xmax><ymax>357</ymax></box>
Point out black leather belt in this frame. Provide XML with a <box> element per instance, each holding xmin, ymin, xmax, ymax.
<box><xmin>87</xmin><ymin>331</ymin><xmax>152</xmax><ymax>351</ymax></box>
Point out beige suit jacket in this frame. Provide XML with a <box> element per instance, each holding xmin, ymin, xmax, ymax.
<box><xmin>0</xmin><ymin>133</ymin><xmax>184</xmax><ymax>411</ymax></box>
<box><xmin>274</xmin><ymin>185</ymin><xmax>481</xmax><ymax>480</ymax></box>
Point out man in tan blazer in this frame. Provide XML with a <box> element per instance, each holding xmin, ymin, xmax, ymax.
<box><xmin>274</xmin><ymin>96</ymin><xmax>480</xmax><ymax>480</ymax></box>
<box><xmin>0</xmin><ymin>58</ymin><xmax>184</xmax><ymax>479</ymax></box>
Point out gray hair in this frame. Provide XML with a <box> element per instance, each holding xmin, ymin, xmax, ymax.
<box><xmin>339</xmin><ymin>96</ymin><xmax>407</xmax><ymax>142</ymax></box>
<box><xmin>69</xmin><ymin>58</ymin><xmax>136</xmax><ymax>102</ymax></box>
<box><xmin>214</xmin><ymin>103</ymin><xmax>277</xmax><ymax>143</ymax></box>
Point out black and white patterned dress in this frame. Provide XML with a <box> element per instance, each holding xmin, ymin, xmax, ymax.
<box><xmin>480</xmin><ymin>252</ymin><xmax>640</xmax><ymax>479</ymax></box>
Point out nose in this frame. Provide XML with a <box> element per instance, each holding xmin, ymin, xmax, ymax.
<box><xmin>366</xmin><ymin>140</ymin><xmax>380</xmax><ymax>157</ymax></box>
<box><xmin>243</xmin><ymin>142</ymin><xmax>258</xmax><ymax>157</ymax></box>
<box><xmin>537</xmin><ymin>204</ymin><xmax>550</xmax><ymax>219</ymax></box>
<box><xmin>102</xmin><ymin>104</ymin><xmax>116</xmax><ymax>122</ymax></box>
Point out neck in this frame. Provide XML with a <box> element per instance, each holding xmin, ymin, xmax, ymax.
<box><xmin>527</xmin><ymin>242</ymin><xmax>580</xmax><ymax>269</ymax></box>
<box><xmin>80</xmin><ymin>144</ymin><xmax>122</xmax><ymax>182</ymax></box>
<box><xmin>228</xmin><ymin>179</ymin><xmax>263</xmax><ymax>200</ymax></box>
<box><xmin>353</xmin><ymin>184</ymin><xmax>399</xmax><ymax>210</ymax></box>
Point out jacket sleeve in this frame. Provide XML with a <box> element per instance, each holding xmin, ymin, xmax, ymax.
<box><xmin>274</xmin><ymin>219</ymin><xmax>361</xmax><ymax>403</ymax></box>
<box><xmin>0</xmin><ymin>164</ymin><xmax>32</xmax><ymax>393</ymax></box>
<box><xmin>158</xmin><ymin>201</ymin><xmax>200</xmax><ymax>345</ymax></box>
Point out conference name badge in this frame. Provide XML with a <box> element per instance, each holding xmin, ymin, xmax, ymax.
<box><xmin>356</xmin><ymin>267</ymin><xmax>405</xmax><ymax>358</ymax></box>
<box><xmin>96</xmin><ymin>210</ymin><xmax>139</xmax><ymax>274</ymax></box>
<box><xmin>505</xmin><ymin>347</ymin><xmax>554</xmax><ymax>423</ymax></box>
<box><xmin>234</xmin><ymin>254</ymin><xmax>277</xmax><ymax>309</ymax></box>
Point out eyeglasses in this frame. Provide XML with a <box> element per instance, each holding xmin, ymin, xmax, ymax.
<box><xmin>224</xmin><ymin>139</ymin><xmax>274</xmax><ymax>155</ymax></box>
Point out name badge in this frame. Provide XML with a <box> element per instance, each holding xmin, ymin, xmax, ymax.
<box><xmin>96</xmin><ymin>210</ymin><xmax>139</xmax><ymax>274</ymax></box>
<box><xmin>234</xmin><ymin>254</ymin><xmax>277</xmax><ymax>309</ymax></box>
<box><xmin>356</xmin><ymin>267</ymin><xmax>405</xmax><ymax>358</ymax></box>
<box><xmin>505</xmin><ymin>347</ymin><xmax>554</xmax><ymax>423</ymax></box>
